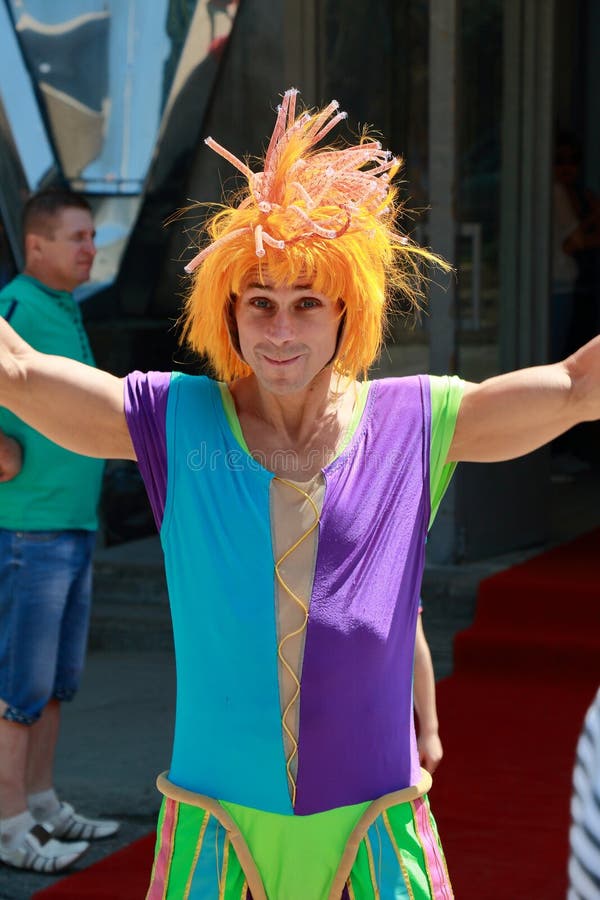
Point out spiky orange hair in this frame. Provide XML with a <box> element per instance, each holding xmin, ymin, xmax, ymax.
<box><xmin>180</xmin><ymin>89</ymin><xmax>446</xmax><ymax>381</ymax></box>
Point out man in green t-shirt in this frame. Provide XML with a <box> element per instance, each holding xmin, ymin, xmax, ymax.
<box><xmin>0</xmin><ymin>190</ymin><xmax>118</xmax><ymax>873</ymax></box>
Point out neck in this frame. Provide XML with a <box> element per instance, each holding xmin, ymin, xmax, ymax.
<box><xmin>23</xmin><ymin>266</ymin><xmax>72</xmax><ymax>294</ymax></box>
<box><xmin>229</xmin><ymin>368</ymin><xmax>358</xmax><ymax>478</ymax></box>
<box><xmin>238</xmin><ymin>368</ymin><xmax>347</xmax><ymax>439</ymax></box>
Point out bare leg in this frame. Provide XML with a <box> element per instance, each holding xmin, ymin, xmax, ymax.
<box><xmin>0</xmin><ymin>710</ymin><xmax>29</xmax><ymax>819</ymax></box>
<box><xmin>26</xmin><ymin>698</ymin><xmax>119</xmax><ymax>839</ymax></box>
<box><xmin>25</xmin><ymin>700</ymin><xmax>60</xmax><ymax>795</ymax></box>
<box><xmin>0</xmin><ymin>700</ymin><xmax>88</xmax><ymax>870</ymax></box>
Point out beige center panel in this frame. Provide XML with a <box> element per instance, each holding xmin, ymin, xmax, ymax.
<box><xmin>270</xmin><ymin>473</ymin><xmax>325</xmax><ymax>789</ymax></box>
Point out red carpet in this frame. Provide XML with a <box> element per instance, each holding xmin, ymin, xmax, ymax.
<box><xmin>33</xmin><ymin>530</ymin><xmax>600</xmax><ymax>899</ymax></box>
<box><xmin>31</xmin><ymin>832</ymin><xmax>155</xmax><ymax>899</ymax></box>
<box><xmin>431</xmin><ymin>528</ymin><xmax>600</xmax><ymax>899</ymax></box>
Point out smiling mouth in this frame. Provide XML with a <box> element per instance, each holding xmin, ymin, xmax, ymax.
<box><xmin>262</xmin><ymin>355</ymin><xmax>302</xmax><ymax>366</ymax></box>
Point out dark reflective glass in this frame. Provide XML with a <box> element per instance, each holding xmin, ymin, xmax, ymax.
<box><xmin>8</xmin><ymin>0</ymin><xmax>169</xmax><ymax>193</ymax></box>
<box><xmin>1</xmin><ymin>0</ymin><xmax>240</xmax><ymax>295</ymax></box>
<box><xmin>0</xmin><ymin>214</ymin><xmax>17</xmax><ymax>289</ymax></box>
<box><xmin>0</xmin><ymin>1</ymin><xmax>56</xmax><ymax>196</ymax></box>
<box><xmin>323</xmin><ymin>0</ymin><xmax>429</xmax><ymax>377</ymax></box>
<box><xmin>457</xmin><ymin>0</ymin><xmax>503</xmax><ymax>380</ymax></box>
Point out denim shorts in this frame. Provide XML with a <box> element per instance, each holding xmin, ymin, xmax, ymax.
<box><xmin>0</xmin><ymin>528</ymin><xmax>96</xmax><ymax>724</ymax></box>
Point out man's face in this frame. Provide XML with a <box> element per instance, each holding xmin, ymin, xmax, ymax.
<box><xmin>234</xmin><ymin>276</ymin><xmax>343</xmax><ymax>395</ymax></box>
<box><xmin>27</xmin><ymin>207</ymin><xmax>96</xmax><ymax>292</ymax></box>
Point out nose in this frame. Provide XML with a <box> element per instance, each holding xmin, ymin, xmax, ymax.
<box><xmin>80</xmin><ymin>234</ymin><xmax>96</xmax><ymax>257</ymax></box>
<box><xmin>266</xmin><ymin>309</ymin><xmax>295</xmax><ymax>344</ymax></box>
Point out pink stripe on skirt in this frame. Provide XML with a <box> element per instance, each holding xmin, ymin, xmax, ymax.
<box><xmin>413</xmin><ymin>798</ymin><xmax>454</xmax><ymax>899</ymax></box>
<box><xmin>146</xmin><ymin>798</ymin><xmax>178</xmax><ymax>900</ymax></box>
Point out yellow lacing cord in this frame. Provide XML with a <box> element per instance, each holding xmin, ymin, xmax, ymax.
<box><xmin>273</xmin><ymin>476</ymin><xmax>320</xmax><ymax>806</ymax></box>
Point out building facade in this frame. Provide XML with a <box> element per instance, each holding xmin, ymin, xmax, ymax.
<box><xmin>1</xmin><ymin>0</ymin><xmax>598</xmax><ymax>560</ymax></box>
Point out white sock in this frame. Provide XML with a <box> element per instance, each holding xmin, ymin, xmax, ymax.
<box><xmin>0</xmin><ymin>809</ymin><xmax>36</xmax><ymax>850</ymax></box>
<box><xmin>28</xmin><ymin>788</ymin><xmax>61</xmax><ymax>821</ymax></box>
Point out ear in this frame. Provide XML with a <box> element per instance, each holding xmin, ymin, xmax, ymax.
<box><xmin>24</xmin><ymin>232</ymin><xmax>43</xmax><ymax>262</ymax></box>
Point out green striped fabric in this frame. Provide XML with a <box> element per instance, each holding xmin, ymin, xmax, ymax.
<box><xmin>147</xmin><ymin>794</ymin><xmax>453</xmax><ymax>899</ymax></box>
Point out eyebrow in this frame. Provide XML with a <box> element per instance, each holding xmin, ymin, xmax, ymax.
<box><xmin>62</xmin><ymin>229</ymin><xmax>96</xmax><ymax>239</ymax></box>
<box><xmin>246</xmin><ymin>282</ymin><xmax>314</xmax><ymax>291</ymax></box>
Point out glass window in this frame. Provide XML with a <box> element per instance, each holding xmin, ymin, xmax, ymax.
<box><xmin>7</xmin><ymin>0</ymin><xmax>171</xmax><ymax>193</ymax></box>
<box><xmin>323</xmin><ymin>0</ymin><xmax>430</xmax><ymax>377</ymax></box>
<box><xmin>0</xmin><ymin>2</ymin><xmax>55</xmax><ymax>189</ymax></box>
<box><xmin>0</xmin><ymin>214</ymin><xmax>17</xmax><ymax>289</ymax></box>
<box><xmin>457</xmin><ymin>0</ymin><xmax>503</xmax><ymax>380</ymax></box>
<box><xmin>1</xmin><ymin>0</ymin><xmax>240</xmax><ymax>296</ymax></box>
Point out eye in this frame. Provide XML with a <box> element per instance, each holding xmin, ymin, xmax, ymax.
<box><xmin>249</xmin><ymin>296</ymin><xmax>272</xmax><ymax>310</ymax></box>
<box><xmin>298</xmin><ymin>297</ymin><xmax>321</xmax><ymax>309</ymax></box>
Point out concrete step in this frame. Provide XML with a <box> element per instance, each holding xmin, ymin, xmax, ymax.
<box><xmin>87</xmin><ymin>534</ymin><xmax>521</xmax><ymax>660</ymax></box>
<box><xmin>90</xmin><ymin>536</ymin><xmax>173</xmax><ymax>651</ymax></box>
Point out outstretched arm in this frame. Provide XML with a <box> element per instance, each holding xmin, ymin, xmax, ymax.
<box><xmin>413</xmin><ymin>615</ymin><xmax>443</xmax><ymax>775</ymax></box>
<box><xmin>0</xmin><ymin>316</ymin><xmax>135</xmax><ymax>460</ymax></box>
<box><xmin>449</xmin><ymin>335</ymin><xmax>600</xmax><ymax>462</ymax></box>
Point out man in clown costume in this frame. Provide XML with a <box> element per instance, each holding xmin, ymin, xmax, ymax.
<box><xmin>1</xmin><ymin>90</ymin><xmax>599</xmax><ymax>898</ymax></box>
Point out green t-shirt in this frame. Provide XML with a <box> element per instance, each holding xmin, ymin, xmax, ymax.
<box><xmin>0</xmin><ymin>274</ymin><xmax>104</xmax><ymax>530</ymax></box>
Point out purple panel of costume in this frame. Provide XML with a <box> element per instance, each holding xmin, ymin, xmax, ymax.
<box><xmin>295</xmin><ymin>376</ymin><xmax>430</xmax><ymax>813</ymax></box>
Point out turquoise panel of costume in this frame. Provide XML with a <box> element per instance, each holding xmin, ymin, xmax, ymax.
<box><xmin>162</xmin><ymin>373</ymin><xmax>291</xmax><ymax>814</ymax></box>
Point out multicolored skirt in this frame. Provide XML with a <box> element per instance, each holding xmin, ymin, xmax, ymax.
<box><xmin>146</xmin><ymin>772</ymin><xmax>453</xmax><ymax>899</ymax></box>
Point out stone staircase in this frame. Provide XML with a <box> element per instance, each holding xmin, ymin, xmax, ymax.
<box><xmin>89</xmin><ymin>535</ymin><xmax>173</xmax><ymax>651</ymax></box>
<box><xmin>87</xmin><ymin>533</ymin><xmax>516</xmax><ymax>668</ymax></box>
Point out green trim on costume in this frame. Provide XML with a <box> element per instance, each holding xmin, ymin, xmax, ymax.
<box><xmin>385</xmin><ymin>802</ymin><xmax>432</xmax><ymax>897</ymax></box>
<box><xmin>156</xmin><ymin>803</ymin><xmax>247</xmax><ymax>900</ymax></box>
<box><xmin>150</xmin><ymin>788</ymin><xmax>450</xmax><ymax>899</ymax></box>
<box><xmin>348</xmin><ymin>803</ymin><xmax>441</xmax><ymax>899</ymax></box>
<box><xmin>221</xmin><ymin>797</ymin><xmax>370</xmax><ymax>900</ymax></box>
<box><xmin>221</xmin><ymin>375</ymin><xmax>463</xmax><ymax>518</ymax></box>
<box><xmin>165</xmin><ymin>803</ymin><xmax>208</xmax><ymax>900</ymax></box>
<box><xmin>219</xmin><ymin>380</ymin><xmax>370</xmax><ymax>464</ymax></box>
<box><xmin>365</xmin><ymin>816</ymin><xmax>412</xmax><ymax>898</ymax></box>
<box><xmin>218</xmin><ymin>382</ymin><xmax>250</xmax><ymax>452</ymax></box>
<box><xmin>428</xmin><ymin>374</ymin><xmax>465</xmax><ymax>528</ymax></box>
<box><xmin>347</xmin><ymin>837</ymin><xmax>377</xmax><ymax>899</ymax></box>
<box><xmin>221</xmin><ymin>839</ymin><xmax>247</xmax><ymax>900</ymax></box>
<box><xmin>336</xmin><ymin>380</ymin><xmax>370</xmax><ymax>454</ymax></box>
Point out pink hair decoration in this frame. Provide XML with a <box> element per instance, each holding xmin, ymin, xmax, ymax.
<box><xmin>184</xmin><ymin>88</ymin><xmax>400</xmax><ymax>274</ymax></box>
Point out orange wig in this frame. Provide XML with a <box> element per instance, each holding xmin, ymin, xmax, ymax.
<box><xmin>180</xmin><ymin>89</ymin><xmax>446</xmax><ymax>382</ymax></box>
